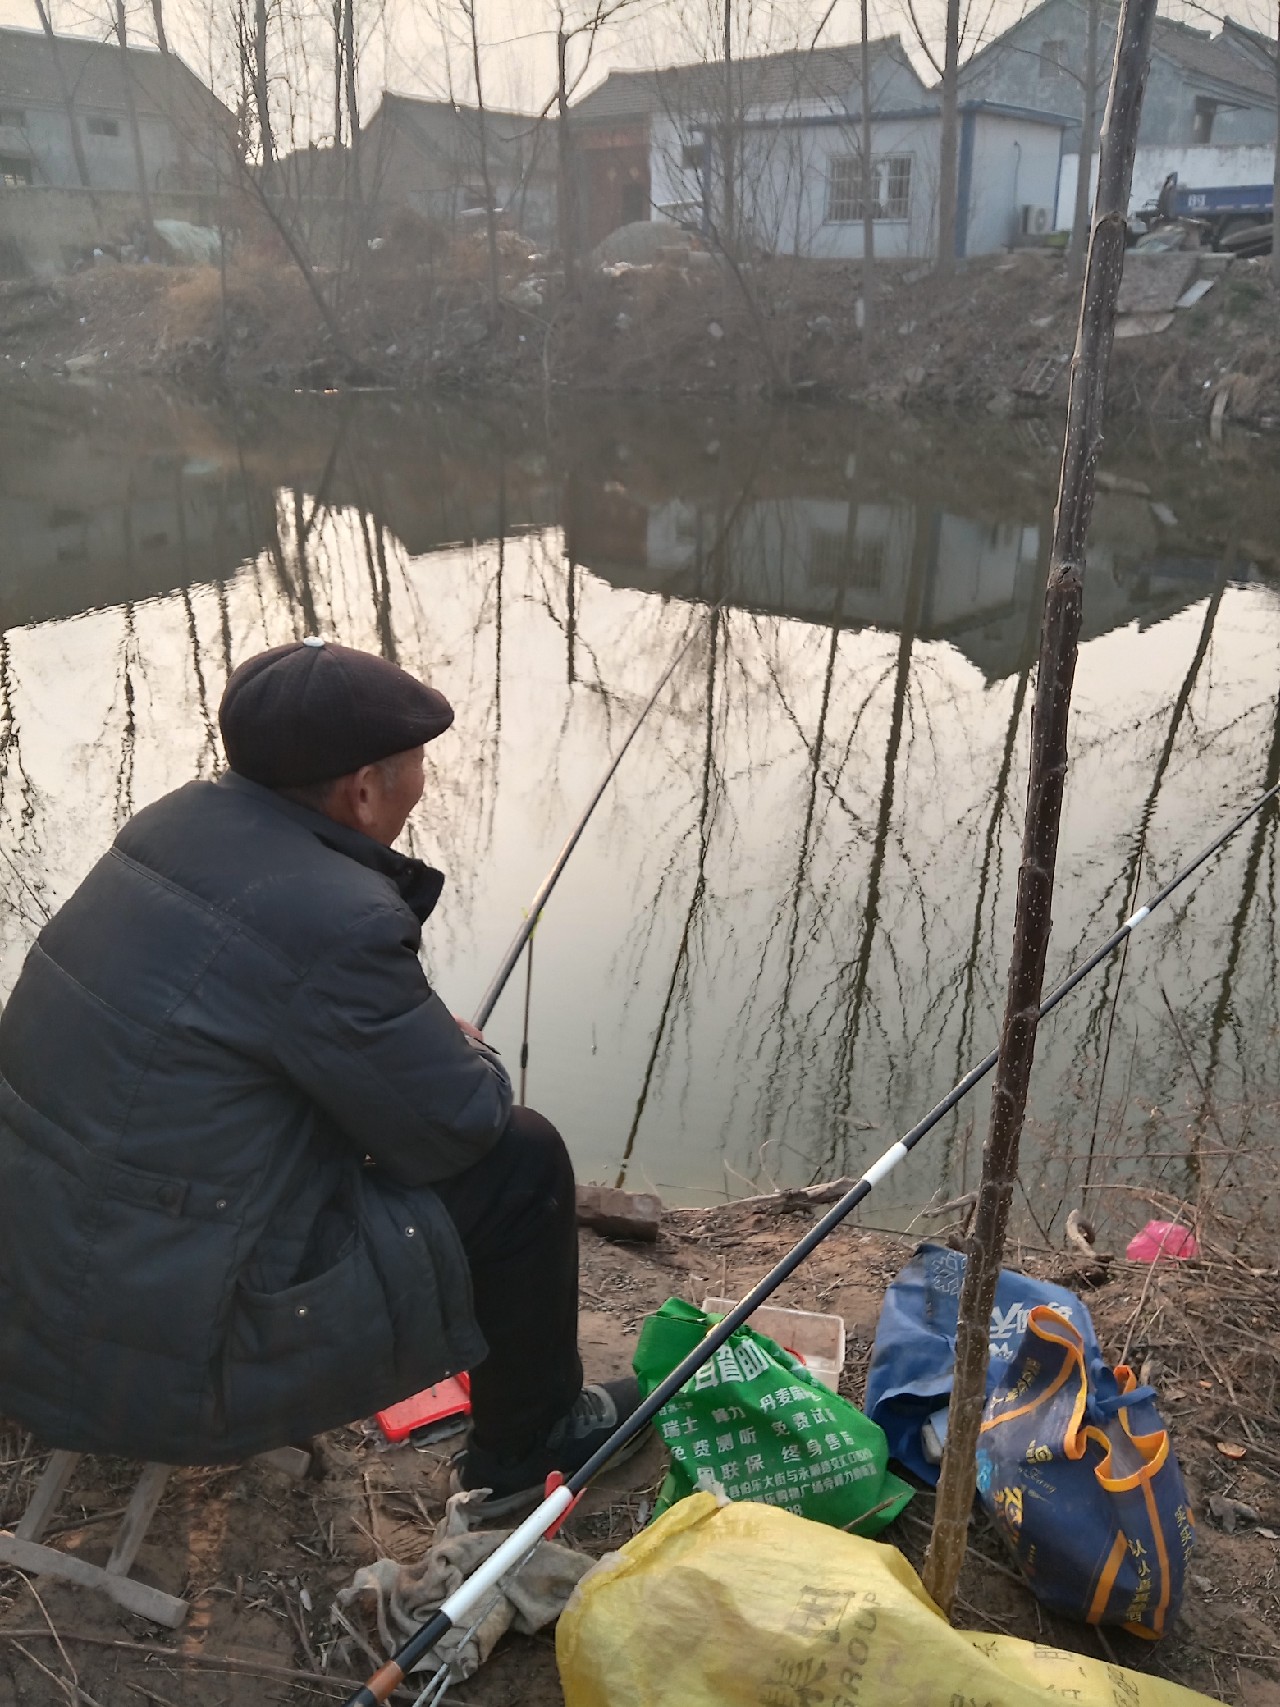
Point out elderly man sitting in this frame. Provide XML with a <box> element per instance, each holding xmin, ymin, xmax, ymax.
<box><xmin>0</xmin><ymin>639</ymin><xmax>641</xmax><ymax>1516</ymax></box>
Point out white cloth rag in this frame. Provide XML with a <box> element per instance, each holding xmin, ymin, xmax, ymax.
<box><xmin>335</xmin><ymin>1487</ymin><xmax>593</xmax><ymax>1680</ymax></box>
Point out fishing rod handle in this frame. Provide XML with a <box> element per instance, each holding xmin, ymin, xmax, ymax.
<box><xmin>340</xmin><ymin>1488</ymin><xmax>576</xmax><ymax>1705</ymax></box>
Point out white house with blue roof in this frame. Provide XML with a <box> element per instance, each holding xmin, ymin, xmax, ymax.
<box><xmin>572</xmin><ymin>39</ymin><xmax>1070</xmax><ymax>260</ymax></box>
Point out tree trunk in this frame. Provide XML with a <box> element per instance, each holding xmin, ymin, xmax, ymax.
<box><xmin>253</xmin><ymin>0</ymin><xmax>275</xmax><ymax>165</ymax></box>
<box><xmin>343</xmin><ymin>0</ymin><xmax>361</xmax><ymax>199</ymax></box>
<box><xmin>935</xmin><ymin>0</ymin><xmax>960</xmax><ymax>272</ymax></box>
<box><xmin>1067</xmin><ymin>0</ymin><xmax>1100</xmax><ymax>287</ymax></box>
<box><xmin>556</xmin><ymin>26</ymin><xmax>578</xmax><ymax>294</ymax></box>
<box><xmin>332</xmin><ymin>0</ymin><xmax>343</xmax><ymax>148</ymax></box>
<box><xmin>1272</xmin><ymin>1</ymin><xmax>1279</xmax><ymax>290</ymax></box>
<box><xmin>920</xmin><ymin>0</ymin><xmax>1160</xmax><ymax>1620</ymax></box>
<box><xmin>859</xmin><ymin>0</ymin><xmax>875</xmax><ymax>340</ymax></box>
<box><xmin>721</xmin><ymin>0</ymin><xmax>735</xmax><ymax>254</ymax></box>
<box><xmin>32</xmin><ymin>0</ymin><xmax>96</xmax><ymax>198</ymax></box>
<box><xmin>115</xmin><ymin>0</ymin><xmax>155</xmax><ymax>239</ymax></box>
<box><xmin>148</xmin><ymin>0</ymin><xmax>192</xmax><ymax>189</ymax></box>
<box><xmin>465</xmin><ymin>0</ymin><xmax>501</xmax><ymax>320</ymax></box>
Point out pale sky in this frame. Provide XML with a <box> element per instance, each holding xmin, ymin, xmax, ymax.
<box><xmin>0</xmin><ymin>0</ymin><xmax>1270</xmax><ymax>141</ymax></box>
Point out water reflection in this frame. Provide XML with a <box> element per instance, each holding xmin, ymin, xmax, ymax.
<box><xmin>2</xmin><ymin>378</ymin><xmax>1279</xmax><ymax>1230</ymax></box>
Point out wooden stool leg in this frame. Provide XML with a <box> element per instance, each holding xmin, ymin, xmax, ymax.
<box><xmin>14</xmin><ymin>1451</ymin><xmax>80</xmax><ymax>1542</ymax></box>
<box><xmin>0</xmin><ymin>1455</ymin><xmax>188</xmax><ymax>1629</ymax></box>
<box><xmin>105</xmin><ymin>1462</ymin><xmax>171</xmax><ymax>1578</ymax></box>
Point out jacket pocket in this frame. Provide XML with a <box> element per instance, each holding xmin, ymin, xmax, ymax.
<box><xmin>79</xmin><ymin>1156</ymin><xmax>238</xmax><ymax>1361</ymax></box>
<box><xmin>222</xmin><ymin>1236</ymin><xmax>397</xmax><ymax>1444</ymax></box>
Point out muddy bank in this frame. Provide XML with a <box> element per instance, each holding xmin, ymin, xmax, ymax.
<box><xmin>2</xmin><ymin>245</ymin><xmax>1278</xmax><ymax>429</ymax></box>
<box><xmin>2</xmin><ymin>1195</ymin><xmax>1278</xmax><ymax>1707</ymax></box>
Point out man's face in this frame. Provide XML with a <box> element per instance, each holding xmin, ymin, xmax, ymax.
<box><xmin>363</xmin><ymin>746</ymin><xmax>426</xmax><ymax>846</ymax></box>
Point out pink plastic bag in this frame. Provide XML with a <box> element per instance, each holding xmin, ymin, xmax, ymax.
<box><xmin>1126</xmin><ymin>1220</ymin><xmax>1198</xmax><ymax>1263</ymax></box>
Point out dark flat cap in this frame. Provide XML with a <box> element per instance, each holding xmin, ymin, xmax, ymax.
<box><xmin>219</xmin><ymin>639</ymin><xmax>454</xmax><ymax>788</ymax></box>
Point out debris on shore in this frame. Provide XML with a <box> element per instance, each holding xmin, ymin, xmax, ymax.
<box><xmin>3</xmin><ymin>244</ymin><xmax>1278</xmax><ymax>432</ymax></box>
<box><xmin>2</xmin><ymin>1190</ymin><xmax>1278</xmax><ymax>1707</ymax></box>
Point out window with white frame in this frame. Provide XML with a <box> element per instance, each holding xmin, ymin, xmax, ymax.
<box><xmin>826</xmin><ymin>153</ymin><xmax>912</xmax><ymax>223</ymax></box>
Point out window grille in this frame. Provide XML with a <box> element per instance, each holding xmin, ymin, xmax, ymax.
<box><xmin>826</xmin><ymin>154</ymin><xmax>912</xmax><ymax>223</ymax></box>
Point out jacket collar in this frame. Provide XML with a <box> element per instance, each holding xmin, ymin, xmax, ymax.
<box><xmin>217</xmin><ymin>770</ymin><xmax>445</xmax><ymax>922</ymax></box>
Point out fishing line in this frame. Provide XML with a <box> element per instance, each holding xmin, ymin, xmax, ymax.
<box><xmin>470</xmin><ymin>614</ymin><xmax>704</xmax><ymax>1032</ymax></box>
<box><xmin>343</xmin><ymin>778</ymin><xmax>1280</xmax><ymax>1706</ymax></box>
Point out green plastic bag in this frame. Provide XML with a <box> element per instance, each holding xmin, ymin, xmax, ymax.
<box><xmin>633</xmin><ymin>1297</ymin><xmax>912</xmax><ymax>1533</ymax></box>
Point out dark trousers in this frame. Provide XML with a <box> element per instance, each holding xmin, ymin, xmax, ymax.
<box><xmin>432</xmin><ymin>1106</ymin><xmax>583</xmax><ymax>1460</ymax></box>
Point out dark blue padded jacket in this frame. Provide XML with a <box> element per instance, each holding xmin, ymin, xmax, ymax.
<box><xmin>0</xmin><ymin>772</ymin><xmax>510</xmax><ymax>1461</ymax></box>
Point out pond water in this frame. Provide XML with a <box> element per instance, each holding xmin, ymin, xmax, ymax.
<box><xmin>2</xmin><ymin>379</ymin><xmax>1279</xmax><ymax>1233</ymax></box>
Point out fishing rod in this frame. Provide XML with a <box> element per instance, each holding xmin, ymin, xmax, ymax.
<box><xmin>471</xmin><ymin>618</ymin><xmax>704</xmax><ymax>1032</ymax></box>
<box><xmin>343</xmin><ymin>777</ymin><xmax>1280</xmax><ymax>1707</ymax></box>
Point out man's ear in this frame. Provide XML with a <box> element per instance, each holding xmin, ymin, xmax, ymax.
<box><xmin>348</xmin><ymin>764</ymin><xmax>382</xmax><ymax>833</ymax></box>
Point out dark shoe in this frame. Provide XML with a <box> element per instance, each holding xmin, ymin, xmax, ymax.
<box><xmin>450</xmin><ymin>1377</ymin><xmax>649</xmax><ymax>1519</ymax></box>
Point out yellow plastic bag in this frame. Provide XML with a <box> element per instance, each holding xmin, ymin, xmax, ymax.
<box><xmin>557</xmin><ymin>1493</ymin><xmax>1214</xmax><ymax>1707</ymax></box>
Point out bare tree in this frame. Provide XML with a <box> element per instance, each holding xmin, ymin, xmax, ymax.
<box><xmin>342</xmin><ymin>0</ymin><xmax>360</xmax><ymax>197</ymax></box>
<box><xmin>147</xmin><ymin>0</ymin><xmax>192</xmax><ymax>186</ymax></box>
<box><xmin>859</xmin><ymin>0</ymin><xmax>875</xmax><ymax>337</ymax></box>
<box><xmin>31</xmin><ymin>0</ymin><xmax>97</xmax><ymax>196</ymax></box>
<box><xmin>554</xmin><ymin>0</ymin><xmax>641</xmax><ymax>294</ymax></box>
<box><xmin>899</xmin><ymin>0</ymin><xmax>996</xmax><ymax>267</ymax></box>
<box><xmin>936</xmin><ymin>0</ymin><xmax>959</xmax><ymax>272</ymax></box>
<box><xmin>253</xmin><ymin>0</ymin><xmax>275</xmax><ymax>164</ymax></box>
<box><xmin>922</xmin><ymin>0</ymin><xmax>1160</xmax><ymax>1618</ymax></box>
<box><xmin>1068</xmin><ymin>0</ymin><xmax>1101</xmax><ymax>287</ymax></box>
<box><xmin>113</xmin><ymin>0</ymin><xmax>155</xmax><ymax>237</ymax></box>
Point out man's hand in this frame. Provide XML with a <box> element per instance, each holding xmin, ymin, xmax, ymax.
<box><xmin>454</xmin><ymin>1016</ymin><xmax>485</xmax><ymax>1043</ymax></box>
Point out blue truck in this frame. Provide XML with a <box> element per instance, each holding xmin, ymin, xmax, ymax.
<box><xmin>1136</xmin><ymin>172</ymin><xmax>1273</xmax><ymax>251</ymax></box>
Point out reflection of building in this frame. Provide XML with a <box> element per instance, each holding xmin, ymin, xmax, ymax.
<box><xmin>567</xmin><ymin>482</ymin><xmax>1250</xmax><ymax>682</ymax></box>
<box><xmin>0</xmin><ymin>407</ymin><xmax>260</xmax><ymax>630</ymax></box>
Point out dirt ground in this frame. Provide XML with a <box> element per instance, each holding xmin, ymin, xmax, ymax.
<box><xmin>2</xmin><ymin>1198</ymin><xmax>1278</xmax><ymax>1707</ymax></box>
<box><xmin>2</xmin><ymin>239</ymin><xmax>1278</xmax><ymax>430</ymax></box>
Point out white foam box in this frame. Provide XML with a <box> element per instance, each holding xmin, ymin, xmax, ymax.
<box><xmin>701</xmin><ymin>1296</ymin><xmax>846</xmax><ymax>1392</ymax></box>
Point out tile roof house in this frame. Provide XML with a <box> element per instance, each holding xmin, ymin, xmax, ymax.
<box><xmin>0</xmin><ymin>25</ymin><xmax>234</xmax><ymax>193</ymax></box>
<box><xmin>958</xmin><ymin>0</ymin><xmax>1276</xmax><ymax>147</ymax></box>
<box><xmin>360</xmin><ymin>92</ymin><xmax>555</xmax><ymax>239</ymax></box>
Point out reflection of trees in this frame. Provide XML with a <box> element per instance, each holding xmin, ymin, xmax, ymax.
<box><xmin>938</xmin><ymin>524</ymin><xmax>1048</xmax><ymax>1194</ymax></box>
<box><xmin>615</xmin><ymin>609</ymin><xmax>724</xmax><ymax>1190</ymax></box>
<box><xmin>3</xmin><ymin>382</ymin><xmax>1280</xmax><ymax>1229</ymax></box>
<box><xmin>826</xmin><ymin>509</ymin><xmax>930</xmax><ymax>1169</ymax></box>
<box><xmin>0</xmin><ymin>636</ymin><xmax>49</xmax><ymax>936</ymax></box>
<box><xmin>1202</xmin><ymin>688</ymin><xmax>1280</xmax><ymax>1107</ymax></box>
<box><xmin>1075</xmin><ymin>545</ymin><xmax>1232</xmax><ymax>1192</ymax></box>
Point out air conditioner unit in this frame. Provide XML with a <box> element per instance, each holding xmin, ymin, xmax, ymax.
<box><xmin>1021</xmin><ymin>204</ymin><xmax>1052</xmax><ymax>237</ymax></box>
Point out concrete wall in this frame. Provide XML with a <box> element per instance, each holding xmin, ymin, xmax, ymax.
<box><xmin>651</xmin><ymin>112</ymin><xmax>941</xmax><ymax>257</ymax></box>
<box><xmin>650</xmin><ymin>108</ymin><xmax>1061</xmax><ymax>259</ymax></box>
<box><xmin>1056</xmin><ymin>140</ymin><xmax>1276</xmax><ymax>230</ymax></box>
<box><xmin>646</xmin><ymin>46</ymin><xmax>932</xmax><ymax>246</ymax></box>
<box><xmin>1</xmin><ymin>99</ymin><xmax>225</xmax><ymax>192</ymax></box>
<box><xmin>0</xmin><ymin>186</ymin><xmax>224</xmax><ymax>274</ymax></box>
<box><xmin>963</xmin><ymin>113</ymin><xmax>1063</xmax><ymax>252</ymax></box>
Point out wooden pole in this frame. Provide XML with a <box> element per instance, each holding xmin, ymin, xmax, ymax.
<box><xmin>1067</xmin><ymin>0</ymin><xmax>1100</xmax><ymax>288</ymax></box>
<box><xmin>935</xmin><ymin>0</ymin><xmax>960</xmax><ymax>272</ymax></box>
<box><xmin>921</xmin><ymin>0</ymin><xmax>1159</xmax><ymax>1619</ymax></box>
<box><xmin>859</xmin><ymin>0</ymin><xmax>875</xmax><ymax>340</ymax></box>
